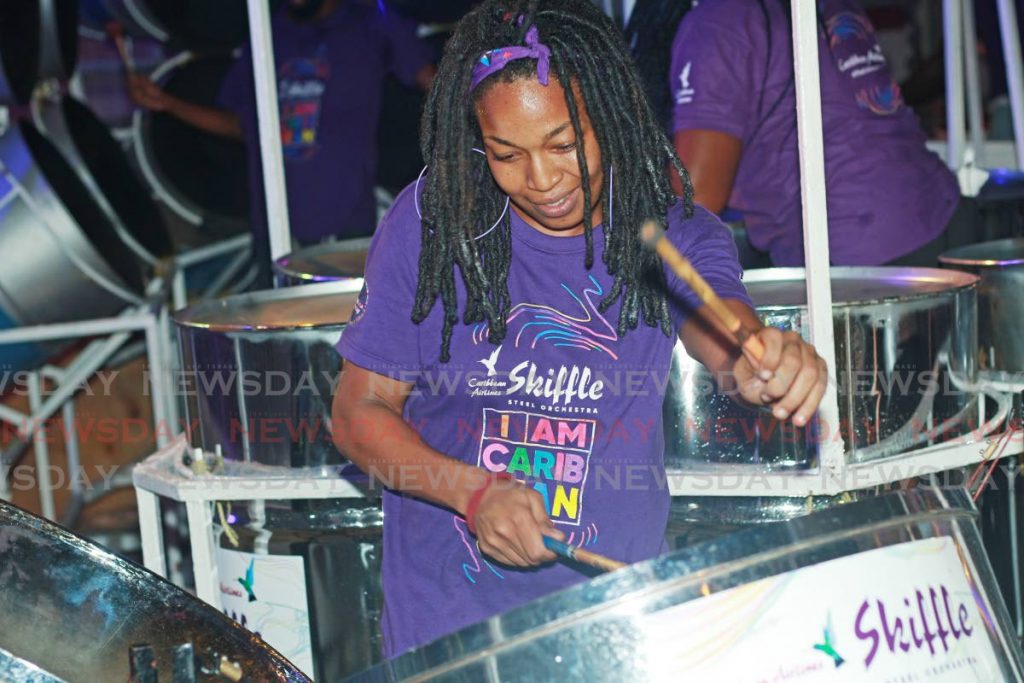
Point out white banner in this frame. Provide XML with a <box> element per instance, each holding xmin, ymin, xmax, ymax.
<box><xmin>640</xmin><ymin>536</ymin><xmax>1007</xmax><ymax>681</ymax></box>
<box><xmin>216</xmin><ymin>547</ymin><xmax>315</xmax><ymax>679</ymax></box>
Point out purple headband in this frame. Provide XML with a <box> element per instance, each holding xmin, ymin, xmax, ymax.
<box><xmin>470</xmin><ymin>25</ymin><xmax>551</xmax><ymax>91</ymax></box>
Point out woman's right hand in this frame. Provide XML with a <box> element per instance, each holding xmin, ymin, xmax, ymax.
<box><xmin>472</xmin><ymin>480</ymin><xmax>564</xmax><ymax>567</ymax></box>
<box><xmin>126</xmin><ymin>73</ymin><xmax>171</xmax><ymax>112</ymax></box>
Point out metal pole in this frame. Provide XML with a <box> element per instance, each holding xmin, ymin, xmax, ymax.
<box><xmin>790</xmin><ymin>1</ymin><xmax>844</xmax><ymax>488</ymax></box>
<box><xmin>136</xmin><ymin>488</ymin><xmax>168</xmax><ymax>577</ymax></box>
<box><xmin>186</xmin><ymin>500</ymin><xmax>219</xmax><ymax>606</ymax></box>
<box><xmin>145</xmin><ymin>314</ymin><xmax>171</xmax><ymax>449</ymax></box>
<box><xmin>962</xmin><ymin>0</ymin><xmax>986</xmax><ymax>163</ymax></box>
<box><xmin>246</xmin><ymin>0</ymin><xmax>292</xmax><ymax>261</ymax></box>
<box><xmin>944</xmin><ymin>0</ymin><xmax>967</xmax><ymax>170</ymax></box>
<box><xmin>28</xmin><ymin>373</ymin><xmax>55</xmax><ymax>521</ymax></box>
<box><xmin>996</xmin><ymin>0</ymin><xmax>1024</xmax><ymax>168</ymax></box>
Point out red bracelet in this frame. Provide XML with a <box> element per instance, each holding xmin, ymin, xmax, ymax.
<box><xmin>465</xmin><ymin>472</ymin><xmax>514</xmax><ymax>535</ymax></box>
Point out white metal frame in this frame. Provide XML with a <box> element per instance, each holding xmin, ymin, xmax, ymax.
<box><xmin>133</xmin><ymin>436</ymin><xmax>364</xmax><ymax>605</ymax></box>
<box><xmin>0</xmin><ymin>294</ymin><xmax>176</xmax><ymax>520</ymax></box>
<box><xmin>170</xmin><ymin>233</ymin><xmax>253</xmax><ymax>311</ymax></box>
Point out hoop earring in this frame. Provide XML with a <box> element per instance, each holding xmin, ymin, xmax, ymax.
<box><xmin>414</xmin><ymin>148</ymin><xmax>510</xmax><ymax>241</ymax></box>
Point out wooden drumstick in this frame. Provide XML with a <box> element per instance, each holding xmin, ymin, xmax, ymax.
<box><xmin>639</xmin><ymin>220</ymin><xmax>765</xmax><ymax>362</ymax></box>
<box><xmin>105</xmin><ymin>22</ymin><xmax>135</xmax><ymax>73</ymax></box>
<box><xmin>544</xmin><ymin>536</ymin><xmax>626</xmax><ymax>572</ymax></box>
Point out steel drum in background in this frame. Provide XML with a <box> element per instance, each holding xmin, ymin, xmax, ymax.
<box><xmin>664</xmin><ymin>267</ymin><xmax>979</xmax><ymax>470</ymax></box>
<box><xmin>939</xmin><ymin>238</ymin><xmax>1024</xmax><ymax>385</ymax></box>
<box><xmin>0</xmin><ymin>119</ymin><xmax>145</xmax><ymax>370</ymax></box>
<box><xmin>0</xmin><ymin>500</ymin><xmax>308</xmax><ymax>682</ymax></box>
<box><xmin>174</xmin><ymin>279</ymin><xmax>361</xmax><ymax>467</ymax></box>
<box><xmin>0</xmin><ymin>0</ymin><xmax>77</xmax><ymax>103</ymax></box>
<box><xmin>175</xmin><ymin>281</ymin><xmax>383</xmax><ymax>679</ymax></box>
<box><xmin>132</xmin><ymin>50</ymin><xmax>250</xmax><ymax>238</ymax></box>
<box><xmin>35</xmin><ymin>95</ymin><xmax>173</xmax><ymax>264</ymax></box>
<box><xmin>99</xmin><ymin>0</ymin><xmax>249</xmax><ymax>48</ymax></box>
<box><xmin>222</xmin><ymin>501</ymin><xmax>385</xmax><ymax>682</ymax></box>
<box><xmin>273</xmin><ymin>237</ymin><xmax>372</xmax><ymax>287</ymax></box>
<box><xmin>348</xmin><ymin>488</ymin><xmax>1023</xmax><ymax>682</ymax></box>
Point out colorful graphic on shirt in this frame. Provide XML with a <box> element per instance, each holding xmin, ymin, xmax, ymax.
<box><xmin>855</xmin><ymin>83</ymin><xmax>903</xmax><ymax>115</ymax></box>
<box><xmin>477</xmin><ymin>408</ymin><xmax>596</xmax><ymax>526</ymax></box>
<box><xmin>825</xmin><ymin>11</ymin><xmax>872</xmax><ymax>47</ymax></box>
<box><xmin>453</xmin><ymin>516</ymin><xmax>505</xmax><ymax>584</ymax></box>
<box><xmin>351</xmin><ymin>281</ymin><xmax>369</xmax><ymax>324</ymax></box>
<box><xmin>472</xmin><ymin>275</ymin><xmax>620</xmax><ymax>359</ymax></box>
<box><xmin>278</xmin><ymin>50</ymin><xmax>330</xmax><ymax>161</ymax></box>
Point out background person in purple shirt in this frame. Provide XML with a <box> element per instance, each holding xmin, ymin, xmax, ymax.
<box><xmin>669</xmin><ymin>0</ymin><xmax>963</xmax><ymax>267</ymax></box>
<box><xmin>331</xmin><ymin>0</ymin><xmax>828</xmax><ymax>657</ymax></box>
<box><xmin>128</xmin><ymin>0</ymin><xmax>436</xmax><ymax>285</ymax></box>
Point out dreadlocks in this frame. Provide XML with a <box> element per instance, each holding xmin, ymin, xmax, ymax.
<box><xmin>414</xmin><ymin>0</ymin><xmax>694</xmax><ymax>361</ymax></box>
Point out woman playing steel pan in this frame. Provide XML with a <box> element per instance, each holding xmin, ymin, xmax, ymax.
<box><xmin>331</xmin><ymin>0</ymin><xmax>828</xmax><ymax>657</ymax></box>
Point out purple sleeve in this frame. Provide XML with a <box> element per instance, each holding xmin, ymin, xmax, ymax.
<box><xmin>216</xmin><ymin>47</ymin><xmax>254</xmax><ymax>114</ymax></box>
<box><xmin>378</xmin><ymin>11</ymin><xmax>434</xmax><ymax>88</ymax></box>
<box><xmin>335</xmin><ymin>183</ymin><xmax>425</xmax><ymax>380</ymax></box>
<box><xmin>664</xmin><ymin>203</ymin><xmax>753</xmax><ymax>330</ymax></box>
<box><xmin>669</xmin><ymin>2</ymin><xmax>763</xmax><ymax>140</ymax></box>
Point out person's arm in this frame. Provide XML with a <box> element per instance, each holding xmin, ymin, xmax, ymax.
<box><xmin>331</xmin><ymin>363</ymin><xmax>563</xmax><ymax>567</ymax></box>
<box><xmin>127</xmin><ymin>73</ymin><xmax>243</xmax><ymax>140</ymax></box>
<box><xmin>672</xmin><ymin>129</ymin><xmax>742</xmax><ymax>214</ymax></box>
<box><xmin>415</xmin><ymin>63</ymin><xmax>437</xmax><ymax>92</ymax></box>
<box><xmin>678</xmin><ymin>300</ymin><xmax>827</xmax><ymax>427</ymax></box>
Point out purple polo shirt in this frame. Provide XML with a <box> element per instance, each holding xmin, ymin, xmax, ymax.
<box><xmin>670</xmin><ymin>0</ymin><xmax>959</xmax><ymax>266</ymax></box>
<box><xmin>336</xmin><ymin>181</ymin><xmax>752</xmax><ymax>656</ymax></box>
<box><xmin>219</xmin><ymin>3</ymin><xmax>432</xmax><ymax>245</ymax></box>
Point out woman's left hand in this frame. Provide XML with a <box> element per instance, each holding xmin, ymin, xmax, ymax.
<box><xmin>733</xmin><ymin>327</ymin><xmax>829</xmax><ymax>427</ymax></box>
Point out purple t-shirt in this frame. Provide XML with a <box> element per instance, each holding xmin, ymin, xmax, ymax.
<box><xmin>336</xmin><ymin>182</ymin><xmax>752</xmax><ymax>656</ymax></box>
<box><xmin>219</xmin><ymin>4</ymin><xmax>432</xmax><ymax>245</ymax></box>
<box><xmin>670</xmin><ymin>0</ymin><xmax>959</xmax><ymax>266</ymax></box>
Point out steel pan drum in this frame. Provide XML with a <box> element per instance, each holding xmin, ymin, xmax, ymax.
<box><xmin>0</xmin><ymin>1</ymin><xmax>76</xmax><ymax>103</ymax></box>
<box><xmin>939</xmin><ymin>238</ymin><xmax>1024</xmax><ymax>384</ymax></box>
<box><xmin>0</xmin><ymin>500</ymin><xmax>308</xmax><ymax>682</ymax></box>
<box><xmin>175</xmin><ymin>279</ymin><xmax>361</xmax><ymax>466</ymax></box>
<box><xmin>0</xmin><ymin>119</ymin><xmax>145</xmax><ymax>371</ymax></box>
<box><xmin>347</xmin><ymin>487</ymin><xmax>1022</xmax><ymax>682</ymax></box>
<box><xmin>36</xmin><ymin>95</ymin><xmax>173</xmax><ymax>262</ymax></box>
<box><xmin>273</xmin><ymin>237</ymin><xmax>371</xmax><ymax>287</ymax></box>
<box><xmin>132</xmin><ymin>51</ymin><xmax>250</xmax><ymax>237</ymax></box>
<box><xmin>664</xmin><ymin>267</ymin><xmax>978</xmax><ymax>469</ymax></box>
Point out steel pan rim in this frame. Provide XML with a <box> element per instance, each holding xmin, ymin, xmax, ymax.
<box><xmin>938</xmin><ymin>237</ymin><xmax>1024</xmax><ymax>268</ymax></box>
<box><xmin>744</xmin><ymin>266</ymin><xmax>978</xmax><ymax>309</ymax></box>
<box><xmin>377</xmin><ymin>488</ymin><xmax>976</xmax><ymax>678</ymax></box>
<box><xmin>172</xmin><ymin>278</ymin><xmax>363</xmax><ymax>331</ymax></box>
<box><xmin>273</xmin><ymin>237</ymin><xmax>373</xmax><ymax>280</ymax></box>
<box><xmin>131</xmin><ymin>49</ymin><xmax>248</xmax><ymax>231</ymax></box>
<box><xmin>0</xmin><ymin>500</ymin><xmax>310</xmax><ymax>682</ymax></box>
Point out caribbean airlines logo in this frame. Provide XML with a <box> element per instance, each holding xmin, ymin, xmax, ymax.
<box><xmin>237</xmin><ymin>559</ymin><xmax>257</xmax><ymax>602</ymax></box>
<box><xmin>478</xmin><ymin>345</ymin><xmax>502</xmax><ymax>377</ymax></box>
<box><xmin>813</xmin><ymin>614</ymin><xmax>845</xmax><ymax>667</ymax></box>
<box><xmin>676</xmin><ymin>61</ymin><xmax>695</xmax><ymax>105</ymax></box>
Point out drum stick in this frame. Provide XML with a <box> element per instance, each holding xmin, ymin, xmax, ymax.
<box><xmin>639</xmin><ymin>220</ymin><xmax>765</xmax><ymax>362</ymax></box>
<box><xmin>544</xmin><ymin>536</ymin><xmax>626</xmax><ymax>572</ymax></box>
<box><xmin>105</xmin><ymin>22</ymin><xmax>135</xmax><ymax>73</ymax></box>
